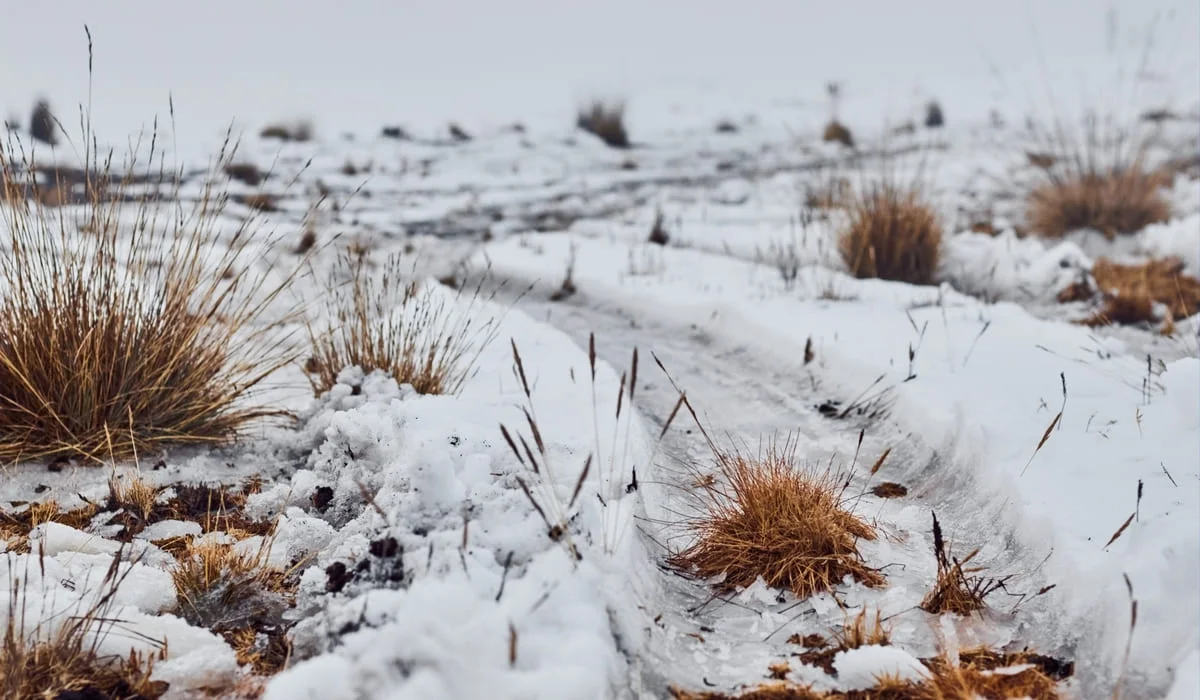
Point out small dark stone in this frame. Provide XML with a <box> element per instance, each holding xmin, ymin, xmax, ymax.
<box><xmin>325</xmin><ymin>561</ymin><xmax>353</xmax><ymax>593</ymax></box>
<box><xmin>33</xmin><ymin>484</ymin><xmax>49</xmax><ymax>494</ymax></box>
<box><xmin>924</xmin><ymin>101</ymin><xmax>945</xmax><ymax>129</ymax></box>
<box><xmin>312</xmin><ymin>486</ymin><xmax>335</xmax><ymax>513</ymax></box>
<box><xmin>369</xmin><ymin>536</ymin><xmax>400</xmax><ymax>558</ymax></box>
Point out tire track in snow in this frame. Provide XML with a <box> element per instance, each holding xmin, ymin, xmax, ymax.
<box><xmin>474</xmin><ymin>272</ymin><xmax>1062</xmax><ymax>697</ymax></box>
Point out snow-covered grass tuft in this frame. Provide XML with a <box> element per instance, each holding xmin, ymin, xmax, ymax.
<box><xmin>170</xmin><ymin>536</ymin><xmax>297</xmax><ymax>673</ymax></box>
<box><xmin>304</xmin><ymin>252</ymin><xmax>499</xmax><ymax>396</ymax></box>
<box><xmin>668</xmin><ymin>424</ymin><xmax>883</xmax><ymax>599</ymax></box>
<box><xmin>1</xmin><ymin>548</ymin><xmax>168</xmax><ymax>699</ymax></box>
<box><xmin>0</xmin><ymin>129</ymin><xmax>302</xmax><ymax>464</ymax></box>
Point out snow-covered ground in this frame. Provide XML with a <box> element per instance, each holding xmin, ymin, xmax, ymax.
<box><xmin>2</xmin><ymin>2</ymin><xmax>1199</xmax><ymax>699</ymax></box>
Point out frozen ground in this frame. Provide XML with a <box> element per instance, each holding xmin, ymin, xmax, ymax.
<box><xmin>2</xmin><ymin>2</ymin><xmax>1199</xmax><ymax>699</ymax></box>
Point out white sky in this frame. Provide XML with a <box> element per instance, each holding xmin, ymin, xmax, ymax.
<box><xmin>2</xmin><ymin>0</ymin><xmax>1197</xmax><ymax>145</ymax></box>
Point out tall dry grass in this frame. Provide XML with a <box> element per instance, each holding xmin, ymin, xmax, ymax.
<box><xmin>0</xmin><ymin>127</ymin><xmax>302</xmax><ymax>464</ymax></box>
<box><xmin>838</xmin><ymin>167</ymin><xmax>943</xmax><ymax>286</ymax></box>
<box><xmin>1023</xmin><ymin>113</ymin><xmax>1171</xmax><ymax>238</ymax></box>
<box><xmin>1</xmin><ymin>549</ymin><xmax>168</xmax><ymax>699</ymax></box>
<box><xmin>305</xmin><ymin>252</ymin><xmax>498</xmax><ymax>395</ymax></box>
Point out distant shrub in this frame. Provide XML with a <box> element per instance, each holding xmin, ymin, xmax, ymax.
<box><xmin>1024</xmin><ymin>115</ymin><xmax>1170</xmax><ymax>238</ymax></box>
<box><xmin>577</xmin><ymin>100</ymin><xmax>630</xmax><ymax>149</ymax></box>
<box><xmin>29</xmin><ymin>99</ymin><xmax>58</xmax><ymax>145</ymax></box>
<box><xmin>822</xmin><ymin>120</ymin><xmax>854</xmax><ymax>147</ymax></box>
<box><xmin>924</xmin><ymin>100</ymin><xmax>945</xmax><ymax>128</ymax></box>
<box><xmin>260</xmin><ymin>120</ymin><xmax>313</xmax><ymax>142</ymax></box>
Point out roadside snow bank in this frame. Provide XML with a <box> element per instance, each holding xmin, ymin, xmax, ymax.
<box><xmin>260</xmin><ymin>299</ymin><xmax>655</xmax><ymax>700</ymax></box>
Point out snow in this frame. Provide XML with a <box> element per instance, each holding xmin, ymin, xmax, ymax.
<box><xmin>833</xmin><ymin>646</ymin><xmax>931</xmax><ymax>689</ymax></box>
<box><xmin>0</xmin><ymin>2</ymin><xmax>1198</xmax><ymax>698</ymax></box>
<box><xmin>30</xmin><ymin>522</ymin><xmax>123</xmax><ymax>556</ymax></box>
<box><xmin>477</xmin><ymin>228</ymin><xmax>1198</xmax><ymax>697</ymax></box>
<box><xmin>1167</xmin><ymin>650</ymin><xmax>1200</xmax><ymax>700</ymax></box>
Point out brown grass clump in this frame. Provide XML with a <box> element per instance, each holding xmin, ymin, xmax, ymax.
<box><xmin>577</xmin><ymin>100</ymin><xmax>630</xmax><ymax>149</ymax></box>
<box><xmin>259</xmin><ymin>120</ymin><xmax>313</xmax><ymax>142</ymax></box>
<box><xmin>1024</xmin><ymin>116</ymin><xmax>1170</xmax><ymax>238</ymax></box>
<box><xmin>170</xmin><ymin>538</ymin><xmax>292</xmax><ymax>635</ymax></box>
<box><xmin>1076</xmin><ymin>257</ymin><xmax>1200</xmax><ymax>327</ymax></box>
<box><xmin>0</xmin><ymin>499</ymin><xmax>99</xmax><ymax>552</ymax></box>
<box><xmin>871</xmin><ymin>483</ymin><xmax>907</xmax><ymax>498</ymax></box>
<box><xmin>672</xmin><ymin>685</ymin><xmax>827</xmax><ymax>700</ymax></box>
<box><xmin>838</xmin><ymin>174</ymin><xmax>942</xmax><ymax>285</ymax></box>
<box><xmin>224</xmin><ymin>162</ymin><xmax>265</xmax><ymax>186</ymax></box>
<box><xmin>0</xmin><ymin>131</ymin><xmax>301</xmax><ymax>464</ymax></box>
<box><xmin>822</xmin><ymin>121</ymin><xmax>854</xmax><ymax>148</ymax></box>
<box><xmin>671</xmin><ymin>646</ymin><xmax>1068</xmax><ymax>699</ymax></box>
<box><xmin>108</xmin><ymin>472</ymin><xmax>160</xmax><ymax>523</ymax></box>
<box><xmin>235</xmin><ymin>192</ymin><xmax>280</xmax><ymax>212</ymax></box>
<box><xmin>1</xmin><ymin>550</ymin><xmax>168</xmax><ymax>699</ymax></box>
<box><xmin>304</xmin><ymin>252</ymin><xmax>498</xmax><ymax>395</ymax></box>
<box><xmin>920</xmin><ymin>513</ymin><xmax>1010</xmax><ymax>616</ymax></box>
<box><xmin>1027</xmin><ymin>168</ymin><xmax>1169</xmax><ymax>238</ymax></box>
<box><xmin>669</xmin><ymin>435</ymin><xmax>883</xmax><ymax>598</ymax></box>
<box><xmin>794</xmin><ymin>607</ymin><xmax>892</xmax><ymax>674</ymax></box>
<box><xmin>296</xmin><ymin>226</ymin><xmax>318</xmax><ymax>255</ymax></box>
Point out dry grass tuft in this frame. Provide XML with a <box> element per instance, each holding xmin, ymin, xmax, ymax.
<box><xmin>305</xmin><ymin>252</ymin><xmax>499</xmax><ymax>395</ymax></box>
<box><xmin>234</xmin><ymin>192</ymin><xmax>280</xmax><ymax>212</ymax></box>
<box><xmin>871</xmin><ymin>482</ymin><xmax>908</xmax><ymax>498</ymax></box>
<box><xmin>822</xmin><ymin>121</ymin><xmax>854</xmax><ymax>148</ymax></box>
<box><xmin>0</xmin><ymin>132</ymin><xmax>301</xmax><ymax>464</ymax></box>
<box><xmin>295</xmin><ymin>226</ymin><xmax>318</xmax><ymax>255</ymax></box>
<box><xmin>838</xmin><ymin>173</ymin><xmax>942</xmax><ymax>285</ymax></box>
<box><xmin>835</xmin><ymin>608</ymin><xmax>891</xmax><ymax>650</ymax></box>
<box><xmin>259</xmin><ymin>120</ymin><xmax>313</xmax><ymax>142</ymax></box>
<box><xmin>1024</xmin><ymin>116</ymin><xmax>1170</xmax><ymax>238</ymax></box>
<box><xmin>1</xmin><ymin>550</ymin><xmax>168</xmax><ymax>699</ymax></box>
<box><xmin>0</xmin><ymin>499</ymin><xmax>99</xmax><ymax>552</ymax></box>
<box><xmin>577</xmin><ymin>100</ymin><xmax>630</xmax><ymax>149</ymax></box>
<box><xmin>671</xmin><ymin>645</ymin><xmax>1068</xmax><ymax>699</ymax></box>
<box><xmin>108</xmin><ymin>472</ymin><xmax>160</xmax><ymax>523</ymax></box>
<box><xmin>669</xmin><ymin>435</ymin><xmax>883</xmax><ymax>598</ymax></box>
<box><xmin>170</xmin><ymin>538</ymin><xmax>292</xmax><ymax>636</ymax></box>
<box><xmin>794</xmin><ymin>607</ymin><xmax>892</xmax><ymax>674</ymax></box>
<box><xmin>919</xmin><ymin>513</ymin><xmax>1010</xmax><ymax>616</ymax></box>
<box><xmin>1073</xmin><ymin>257</ymin><xmax>1200</xmax><ymax>327</ymax></box>
<box><xmin>224</xmin><ymin>162</ymin><xmax>265</xmax><ymax>186</ymax></box>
